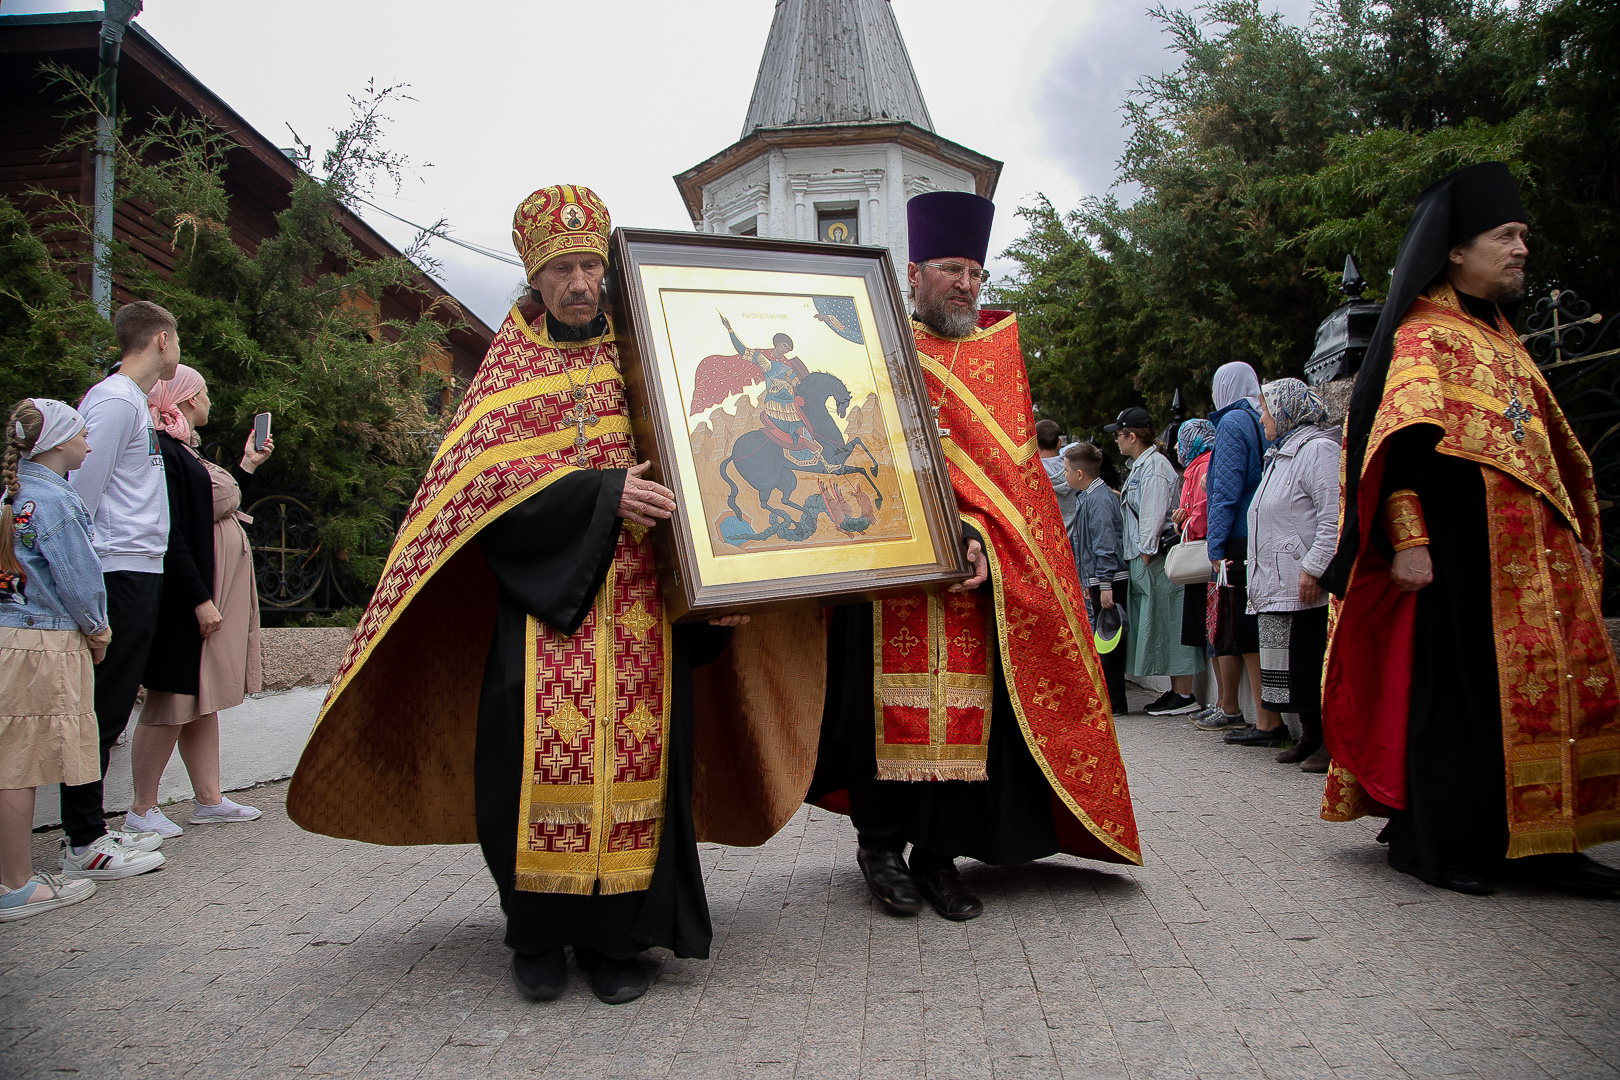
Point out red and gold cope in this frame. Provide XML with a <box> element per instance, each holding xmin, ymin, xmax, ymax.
<box><xmin>873</xmin><ymin>312</ymin><xmax>1142</xmax><ymax>865</ymax></box>
<box><xmin>1322</xmin><ymin>283</ymin><xmax>1620</xmax><ymax>856</ymax></box>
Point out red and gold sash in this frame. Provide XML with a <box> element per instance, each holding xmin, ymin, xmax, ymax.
<box><xmin>518</xmin><ymin>526</ymin><xmax>671</xmax><ymax>894</ymax></box>
<box><xmin>870</xmin><ymin>313</ymin><xmax>1140</xmax><ymax>865</ymax></box>
<box><xmin>1321</xmin><ymin>284</ymin><xmax>1620</xmax><ymax>854</ymax></box>
<box><xmin>874</xmin><ymin>591</ymin><xmax>995</xmax><ymax>780</ymax></box>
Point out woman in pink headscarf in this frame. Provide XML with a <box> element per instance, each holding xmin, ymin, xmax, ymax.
<box><xmin>125</xmin><ymin>365</ymin><xmax>274</xmax><ymax>838</ymax></box>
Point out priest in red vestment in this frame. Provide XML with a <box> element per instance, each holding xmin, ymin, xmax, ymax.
<box><xmin>288</xmin><ymin>185</ymin><xmax>826</xmax><ymax>1007</ymax></box>
<box><xmin>1319</xmin><ymin>163</ymin><xmax>1620</xmax><ymax>897</ymax></box>
<box><xmin>809</xmin><ymin>192</ymin><xmax>1142</xmax><ymax>921</ymax></box>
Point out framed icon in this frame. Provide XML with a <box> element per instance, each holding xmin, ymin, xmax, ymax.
<box><xmin>609</xmin><ymin>228</ymin><xmax>968</xmax><ymax>622</ymax></box>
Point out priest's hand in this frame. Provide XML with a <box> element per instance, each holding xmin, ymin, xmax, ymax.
<box><xmin>1389</xmin><ymin>545</ymin><xmax>1433</xmax><ymax>591</ymax></box>
<box><xmin>950</xmin><ymin>539</ymin><xmax>988</xmax><ymax>592</ymax></box>
<box><xmin>708</xmin><ymin>614</ymin><xmax>751</xmax><ymax>627</ymax></box>
<box><xmin>620</xmin><ymin>461</ymin><xmax>675</xmax><ymax>527</ymax></box>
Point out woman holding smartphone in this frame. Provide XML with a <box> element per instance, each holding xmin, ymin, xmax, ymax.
<box><xmin>125</xmin><ymin>366</ymin><xmax>273</xmax><ymax>836</ymax></box>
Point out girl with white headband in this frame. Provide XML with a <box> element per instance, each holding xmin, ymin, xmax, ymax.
<box><xmin>0</xmin><ymin>398</ymin><xmax>118</xmax><ymax>922</ymax></box>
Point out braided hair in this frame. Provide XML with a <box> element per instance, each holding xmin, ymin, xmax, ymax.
<box><xmin>1</xmin><ymin>399</ymin><xmax>43</xmax><ymax>590</ymax></box>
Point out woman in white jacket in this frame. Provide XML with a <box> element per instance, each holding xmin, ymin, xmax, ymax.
<box><xmin>1245</xmin><ymin>379</ymin><xmax>1339</xmax><ymax>770</ymax></box>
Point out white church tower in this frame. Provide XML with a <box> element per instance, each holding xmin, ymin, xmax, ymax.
<box><xmin>674</xmin><ymin>0</ymin><xmax>1001</xmax><ymax>272</ymax></box>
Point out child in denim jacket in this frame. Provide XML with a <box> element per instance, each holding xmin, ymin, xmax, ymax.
<box><xmin>0</xmin><ymin>398</ymin><xmax>121</xmax><ymax>921</ymax></box>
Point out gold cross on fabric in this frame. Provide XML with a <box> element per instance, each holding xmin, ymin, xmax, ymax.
<box><xmin>1503</xmin><ymin>387</ymin><xmax>1531</xmax><ymax>444</ymax></box>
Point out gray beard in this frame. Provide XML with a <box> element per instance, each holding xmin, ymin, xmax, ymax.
<box><xmin>1486</xmin><ymin>276</ymin><xmax>1527</xmax><ymax>303</ymax></box>
<box><xmin>915</xmin><ymin>294</ymin><xmax>979</xmax><ymax>338</ymax></box>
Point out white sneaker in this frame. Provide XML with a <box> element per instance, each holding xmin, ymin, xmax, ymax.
<box><xmin>0</xmin><ymin>873</ymin><xmax>97</xmax><ymax>922</ymax></box>
<box><xmin>190</xmin><ymin>796</ymin><xmax>261</xmax><ymax>824</ymax></box>
<box><xmin>125</xmin><ymin>805</ymin><xmax>184</xmax><ymax>838</ymax></box>
<box><xmin>58</xmin><ymin>835</ymin><xmax>166</xmax><ymax>880</ymax></box>
<box><xmin>110</xmin><ymin>826</ymin><xmax>165</xmax><ymax>851</ymax></box>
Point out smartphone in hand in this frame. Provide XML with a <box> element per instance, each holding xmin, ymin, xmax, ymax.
<box><xmin>252</xmin><ymin>412</ymin><xmax>272</xmax><ymax>452</ymax></box>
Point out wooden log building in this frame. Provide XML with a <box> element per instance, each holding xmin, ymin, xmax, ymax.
<box><xmin>0</xmin><ymin>11</ymin><xmax>494</xmax><ymax>380</ymax></box>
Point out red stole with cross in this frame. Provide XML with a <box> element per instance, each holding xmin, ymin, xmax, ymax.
<box><xmin>867</xmin><ymin>313</ymin><xmax>1142</xmax><ymax>866</ymax></box>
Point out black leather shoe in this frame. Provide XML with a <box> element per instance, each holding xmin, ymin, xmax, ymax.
<box><xmin>573</xmin><ymin>946</ymin><xmax>651</xmax><ymax>1005</ymax></box>
<box><xmin>914</xmin><ymin>866</ymin><xmax>984</xmax><ymax>921</ymax></box>
<box><xmin>1389</xmin><ymin>852</ymin><xmax>1495</xmax><ymax>895</ymax></box>
<box><xmin>857</xmin><ymin>847</ymin><xmax>924</xmax><ymax>915</ymax></box>
<box><xmin>1223</xmin><ymin>724</ymin><xmax>1289</xmax><ymax>747</ymax></box>
<box><xmin>1504</xmin><ymin>853</ymin><xmax>1620</xmax><ymax>896</ymax></box>
<box><xmin>511</xmin><ymin>948</ymin><xmax>567</xmax><ymax>1001</ymax></box>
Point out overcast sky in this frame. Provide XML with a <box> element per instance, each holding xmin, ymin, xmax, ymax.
<box><xmin>6</xmin><ymin>0</ymin><xmax>1312</xmax><ymax>328</ymax></box>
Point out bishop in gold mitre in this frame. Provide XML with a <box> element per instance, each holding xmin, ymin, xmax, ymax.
<box><xmin>1319</xmin><ymin>162</ymin><xmax>1620</xmax><ymax>897</ymax></box>
<box><xmin>287</xmin><ymin>185</ymin><xmax>827</xmax><ymax>1006</ymax></box>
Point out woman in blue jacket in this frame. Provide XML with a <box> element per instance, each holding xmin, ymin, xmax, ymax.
<box><xmin>1202</xmin><ymin>362</ymin><xmax>1285</xmax><ymax>746</ymax></box>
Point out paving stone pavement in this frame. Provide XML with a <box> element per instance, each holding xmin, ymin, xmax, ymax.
<box><xmin>4</xmin><ymin>691</ymin><xmax>1618</xmax><ymax>1080</ymax></box>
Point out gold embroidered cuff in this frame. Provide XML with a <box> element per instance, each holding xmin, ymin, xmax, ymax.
<box><xmin>1383</xmin><ymin>489</ymin><xmax>1429</xmax><ymax>552</ymax></box>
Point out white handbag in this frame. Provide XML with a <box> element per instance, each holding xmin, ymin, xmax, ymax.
<box><xmin>1164</xmin><ymin>524</ymin><xmax>1212</xmax><ymax>585</ymax></box>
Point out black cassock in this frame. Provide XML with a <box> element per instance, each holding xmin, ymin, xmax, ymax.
<box><xmin>473</xmin><ymin>467</ymin><xmax>728</xmax><ymax>960</ymax></box>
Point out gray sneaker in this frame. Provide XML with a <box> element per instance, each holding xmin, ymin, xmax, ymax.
<box><xmin>1195</xmin><ymin>709</ymin><xmax>1247</xmax><ymax>730</ymax></box>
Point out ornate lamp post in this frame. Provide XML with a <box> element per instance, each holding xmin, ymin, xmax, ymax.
<box><xmin>1305</xmin><ymin>255</ymin><xmax>1384</xmax><ymax>386</ymax></box>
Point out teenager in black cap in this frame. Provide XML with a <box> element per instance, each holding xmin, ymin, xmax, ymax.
<box><xmin>1319</xmin><ymin>162</ymin><xmax>1620</xmax><ymax>896</ymax></box>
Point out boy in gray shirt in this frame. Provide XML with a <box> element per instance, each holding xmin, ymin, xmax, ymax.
<box><xmin>57</xmin><ymin>301</ymin><xmax>179</xmax><ymax>881</ymax></box>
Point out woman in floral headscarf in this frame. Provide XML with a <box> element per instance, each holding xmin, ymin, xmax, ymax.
<box><xmin>1244</xmin><ymin>378</ymin><xmax>1340</xmax><ymax>770</ymax></box>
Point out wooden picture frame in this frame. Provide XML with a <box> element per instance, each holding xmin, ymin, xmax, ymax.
<box><xmin>609</xmin><ymin>228</ymin><xmax>968</xmax><ymax>622</ymax></box>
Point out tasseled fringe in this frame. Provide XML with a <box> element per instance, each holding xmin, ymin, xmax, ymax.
<box><xmin>598</xmin><ymin>868</ymin><xmax>655</xmax><ymax>895</ymax></box>
<box><xmin>1576</xmin><ymin>818</ymin><xmax>1620</xmax><ymax>850</ymax></box>
<box><xmin>874</xmin><ymin>761</ymin><xmax>988</xmax><ymax>782</ymax></box>
<box><xmin>1506</xmin><ymin>829</ymin><xmax>1576</xmax><ymax>859</ymax></box>
<box><xmin>530</xmin><ymin>804</ymin><xmax>593</xmax><ymax>825</ymax></box>
<box><xmin>514</xmin><ymin>870</ymin><xmax>595</xmax><ymax>895</ymax></box>
<box><xmin>611</xmin><ymin>797</ymin><xmax>665</xmax><ymax>824</ymax></box>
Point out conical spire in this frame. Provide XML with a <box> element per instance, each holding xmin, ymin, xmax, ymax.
<box><xmin>742</xmin><ymin>0</ymin><xmax>934</xmax><ymax>137</ymax></box>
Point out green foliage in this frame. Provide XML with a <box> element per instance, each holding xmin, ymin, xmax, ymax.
<box><xmin>995</xmin><ymin>0</ymin><xmax>1620</xmax><ymax>443</ymax></box>
<box><xmin>6</xmin><ymin>73</ymin><xmax>460</xmax><ymax>603</ymax></box>
<box><xmin>0</xmin><ymin>198</ymin><xmax>108</xmax><ymax>407</ymax></box>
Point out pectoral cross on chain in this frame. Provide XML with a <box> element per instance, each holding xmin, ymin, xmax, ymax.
<box><xmin>563</xmin><ymin>390</ymin><xmax>600</xmax><ymax>462</ymax></box>
<box><xmin>932</xmin><ymin>403</ymin><xmax>950</xmax><ymax>440</ymax></box>
<box><xmin>1503</xmin><ymin>387</ymin><xmax>1531</xmax><ymax>444</ymax></box>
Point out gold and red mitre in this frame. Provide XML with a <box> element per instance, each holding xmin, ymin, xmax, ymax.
<box><xmin>878</xmin><ymin>310</ymin><xmax>1141</xmax><ymax>866</ymax></box>
<box><xmin>512</xmin><ymin>184</ymin><xmax>610</xmax><ymax>279</ymax></box>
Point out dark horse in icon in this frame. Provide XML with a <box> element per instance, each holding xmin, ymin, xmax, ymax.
<box><xmin>719</xmin><ymin>371</ymin><xmax>883</xmax><ymax>533</ymax></box>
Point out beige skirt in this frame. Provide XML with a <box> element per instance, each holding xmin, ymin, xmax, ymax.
<box><xmin>0</xmin><ymin>625</ymin><xmax>100</xmax><ymax>788</ymax></box>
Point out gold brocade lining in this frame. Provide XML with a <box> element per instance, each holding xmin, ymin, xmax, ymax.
<box><xmin>513</xmin><ymin>550</ymin><xmax>673</xmax><ymax>896</ymax></box>
<box><xmin>309</xmin><ymin>466</ymin><xmax>580</xmax><ymax>727</ymax></box>
<box><xmin>917</xmin><ymin>353</ymin><xmax>1039</xmax><ymax>465</ymax></box>
<box><xmin>511</xmin><ymin>304</ymin><xmax>616</xmax><ymax>351</ymax></box>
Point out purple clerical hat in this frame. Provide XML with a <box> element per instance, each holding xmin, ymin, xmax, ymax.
<box><xmin>907</xmin><ymin>191</ymin><xmax>995</xmax><ymax>266</ymax></box>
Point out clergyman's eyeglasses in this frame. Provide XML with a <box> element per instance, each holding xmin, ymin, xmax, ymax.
<box><xmin>921</xmin><ymin>262</ymin><xmax>990</xmax><ymax>284</ymax></box>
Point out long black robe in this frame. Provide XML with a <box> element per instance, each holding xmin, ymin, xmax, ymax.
<box><xmin>807</xmin><ymin>601</ymin><xmax>1059</xmax><ymax>866</ymax></box>
<box><xmin>472</xmin><ymin>422</ymin><xmax>727</xmax><ymax>961</ymax></box>
<box><xmin>1376</xmin><ymin>425</ymin><xmax>1509</xmax><ymax>881</ymax></box>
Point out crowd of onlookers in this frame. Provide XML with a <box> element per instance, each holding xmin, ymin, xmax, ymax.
<box><xmin>1043</xmin><ymin>360</ymin><xmax>1339</xmax><ymax>773</ymax></box>
<box><xmin>1</xmin><ymin>301</ymin><xmax>270</xmax><ymax>923</ymax></box>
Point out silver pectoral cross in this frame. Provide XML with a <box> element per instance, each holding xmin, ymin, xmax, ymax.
<box><xmin>1503</xmin><ymin>387</ymin><xmax>1531</xmax><ymax>444</ymax></box>
<box><xmin>932</xmin><ymin>404</ymin><xmax>950</xmax><ymax>440</ymax></box>
<box><xmin>563</xmin><ymin>398</ymin><xmax>600</xmax><ymax>461</ymax></box>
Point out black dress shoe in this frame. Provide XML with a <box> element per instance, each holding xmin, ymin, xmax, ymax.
<box><xmin>914</xmin><ymin>866</ymin><xmax>984</xmax><ymax>921</ymax></box>
<box><xmin>511</xmin><ymin>948</ymin><xmax>567</xmax><ymax>1001</ymax></box>
<box><xmin>1223</xmin><ymin>724</ymin><xmax>1289</xmax><ymax>747</ymax></box>
<box><xmin>1504</xmin><ymin>853</ymin><xmax>1620</xmax><ymax>896</ymax></box>
<box><xmin>857</xmin><ymin>847</ymin><xmax>924</xmax><ymax>915</ymax></box>
<box><xmin>1388</xmin><ymin>852</ymin><xmax>1495</xmax><ymax>895</ymax></box>
<box><xmin>573</xmin><ymin>946</ymin><xmax>651</xmax><ymax>1005</ymax></box>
